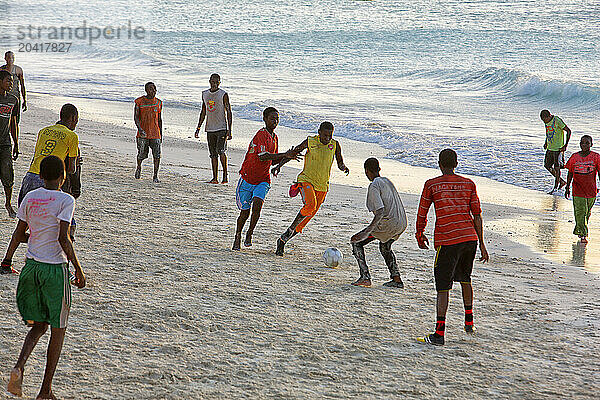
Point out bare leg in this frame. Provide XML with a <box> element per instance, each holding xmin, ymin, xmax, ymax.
<box><xmin>436</xmin><ymin>290</ymin><xmax>450</xmax><ymax>318</ymax></box>
<box><xmin>233</xmin><ymin>209</ymin><xmax>250</xmax><ymax>250</ymax></box>
<box><xmin>135</xmin><ymin>158</ymin><xmax>142</xmax><ymax>179</ymax></box>
<box><xmin>152</xmin><ymin>158</ymin><xmax>160</xmax><ymax>183</ymax></box>
<box><xmin>37</xmin><ymin>327</ymin><xmax>66</xmax><ymax>400</ymax></box>
<box><xmin>219</xmin><ymin>153</ymin><xmax>228</xmax><ymax>183</ymax></box>
<box><xmin>4</xmin><ymin>184</ymin><xmax>16</xmax><ymax>218</ymax></box>
<box><xmin>209</xmin><ymin>157</ymin><xmax>218</xmax><ymax>183</ymax></box>
<box><xmin>460</xmin><ymin>282</ymin><xmax>473</xmax><ymax>308</ymax></box>
<box><xmin>9</xmin><ymin>322</ymin><xmax>49</xmax><ymax>396</ymax></box>
<box><xmin>245</xmin><ymin>198</ymin><xmax>263</xmax><ymax>246</ymax></box>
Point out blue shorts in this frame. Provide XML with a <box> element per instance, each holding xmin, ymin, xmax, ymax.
<box><xmin>236</xmin><ymin>178</ymin><xmax>270</xmax><ymax>210</ymax></box>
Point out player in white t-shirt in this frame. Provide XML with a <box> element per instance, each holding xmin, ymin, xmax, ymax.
<box><xmin>2</xmin><ymin>155</ymin><xmax>85</xmax><ymax>399</ymax></box>
<box><xmin>350</xmin><ymin>158</ymin><xmax>407</xmax><ymax>288</ymax></box>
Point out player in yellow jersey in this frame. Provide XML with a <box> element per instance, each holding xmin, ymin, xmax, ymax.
<box><xmin>272</xmin><ymin>121</ymin><xmax>349</xmax><ymax>256</ymax></box>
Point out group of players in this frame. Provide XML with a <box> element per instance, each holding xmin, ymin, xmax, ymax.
<box><xmin>0</xmin><ymin>57</ymin><xmax>598</xmax><ymax>398</ymax></box>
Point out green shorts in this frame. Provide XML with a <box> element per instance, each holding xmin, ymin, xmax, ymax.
<box><xmin>16</xmin><ymin>259</ymin><xmax>71</xmax><ymax>328</ymax></box>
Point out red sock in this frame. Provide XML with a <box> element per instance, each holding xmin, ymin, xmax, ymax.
<box><xmin>465</xmin><ymin>305</ymin><xmax>473</xmax><ymax>326</ymax></box>
<box><xmin>434</xmin><ymin>316</ymin><xmax>446</xmax><ymax>337</ymax></box>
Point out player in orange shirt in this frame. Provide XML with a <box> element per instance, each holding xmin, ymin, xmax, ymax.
<box><xmin>415</xmin><ymin>149</ymin><xmax>489</xmax><ymax>346</ymax></box>
<box><xmin>134</xmin><ymin>82</ymin><xmax>163</xmax><ymax>183</ymax></box>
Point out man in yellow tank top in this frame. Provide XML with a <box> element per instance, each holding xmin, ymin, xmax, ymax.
<box><xmin>272</xmin><ymin>121</ymin><xmax>349</xmax><ymax>256</ymax></box>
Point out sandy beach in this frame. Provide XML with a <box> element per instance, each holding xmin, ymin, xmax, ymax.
<box><xmin>0</xmin><ymin>98</ymin><xmax>598</xmax><ymax>399</ymax></box>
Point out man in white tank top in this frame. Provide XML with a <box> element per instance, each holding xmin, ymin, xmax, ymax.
<box><xmin>1</xmin><ymin>51</ymin><xmax>27</xmax><ymax>118</ymax></box>
<box><xmin>194</xmin><ymin>74</ymin><xmax>232</xmax><ymax>183</ymax></box>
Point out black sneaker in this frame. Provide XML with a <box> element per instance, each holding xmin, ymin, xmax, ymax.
<box><xmin>416</xmin><ymin>333</ymin><xmax>444</xmax><ymax>346</ymax></box>
<box><xmin>464</xmin><ymin>325</ymin><xmax>476</xmax><ymax>334</ymax></box>
<box><xmin>275</xmin><ymin>238</ymin><xmax>285</xmax><ymax>256</ymax></box>
<box><xmin>383</xmin><ymin>279</ymin><xmax>404</xmax><ymax>288</ymax></box>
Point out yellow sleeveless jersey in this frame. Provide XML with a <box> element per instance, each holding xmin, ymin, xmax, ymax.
<box><xmin>297</xmin><ymin>135</ymin><xmax>337</xmax><ymax>192</ymax></box>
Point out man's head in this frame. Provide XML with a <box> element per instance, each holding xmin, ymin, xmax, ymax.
<box><xmin>540</xmin><ymin>109</ymin><xmax>552</xmax><ymax>124</ymax></box>
<box><xmin>364</xmin><ymin>157</ymin><xmax>380</xmax><ymax>181</ymax></box>
<box><xmin>0</xmin><ymin>70</ymin><xmax>13</xmax><ymax>92</ymax></box>
<box><xmin>209</xmin><ymin>74</ymin><xmax>220</xmax><ymax>91</ymax></box>
<box><xmin>438</xmin><ymin>148</ymin><xmax>458</xmax><ymax>171</ymax></box>
<box><xmin>145</xmin><ymin>82</ymin><xmax>156</xmax><ymax>98</ymax></box>
<box><xmin>40</xmin><ymin>155</ymin><xmax>66</xmax><ymax>187</ymax></box>
<box><xmin>4</xmin><ymin>51</ymin><xmax>14</xmax><ymax>65</ymax></box>
<box><xmin>318</xmin><ymin>121</ymin><xmax>334</xmax><ymax>145</ymax></box>
<box><xmin>580</xmin><ymin>135</ymin><xmax>593</xmax><ymax>152</ymax></box>
<box><xmin>60</xmin><ymin>103</ymin><xmax>79</xmax><ymax>131</ymax></box>
<box><xmin>263</xmin><ymin>107</ymin><xmax>279</xmax><ymax>132</ymax></box>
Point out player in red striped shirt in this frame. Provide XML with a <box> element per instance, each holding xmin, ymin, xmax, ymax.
<box><xmin>415</xmin><ymin>149</ymin><xmax>489</xmax><ymax>346</ymax></box>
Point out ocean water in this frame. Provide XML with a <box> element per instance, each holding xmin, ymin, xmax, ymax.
<box><xmin>3</xmin><ymin>0</ymin><xmax>600</xmax><ymax>191</ymax></box>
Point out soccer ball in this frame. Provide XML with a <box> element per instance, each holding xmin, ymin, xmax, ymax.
<box><xmin>323</xmin><ymin>247</ymin><xmax>343</xmax><ymax>268</ymax></box>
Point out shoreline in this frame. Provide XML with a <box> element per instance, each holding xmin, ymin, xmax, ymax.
<box><xmin>25</xmin><ymin>92</ymin><xmax>600</xmax><ymax>273</ymax></box>
<box><xmin>0</xmin><ymin>97</ymin><xmax>597</xmax><ymax>398</ymax></box>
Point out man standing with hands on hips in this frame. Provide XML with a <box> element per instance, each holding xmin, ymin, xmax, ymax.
<box><xmin>195</xmin><ymin>73</ymin><xmax>233</xmax><ymax>184</ymax></box>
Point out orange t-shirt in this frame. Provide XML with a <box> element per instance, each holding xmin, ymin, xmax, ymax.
<box><xmin>135</xmin><ymin>96</ymin><xmax>162</xmax><ymax>139</ymax></box>
<box><xmin>416</xmin><ymin>174</ymin><xmax>481</xmax><ymax>247</ymax></box>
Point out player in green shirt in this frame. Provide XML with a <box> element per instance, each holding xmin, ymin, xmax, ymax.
<box><xmin>541</xmin><ymin>109</ymin><xmax>571</xmax><ymax>194</ymax></box>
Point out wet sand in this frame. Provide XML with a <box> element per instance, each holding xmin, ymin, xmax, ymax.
<box><xmin>0</xmin><ymin>100</ymin><xmax>598</xmax><ymax>399</ymax></box>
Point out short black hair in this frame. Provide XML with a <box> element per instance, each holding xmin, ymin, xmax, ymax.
<box><xmin>581</xmin><ymin>134</ymin><xmax>593</xmax><ymax>143</ymax></box>
<box><xmin>145</xmin><ymin>81</ymin><xmax>155</xmax><ymax>90</ymax></box>
<box><xmin>210</xmin><ymin>73</ymin><xmax>220</xmax><ymax>81</ymax></box>
<box><xmin>439</xmin><ymin>149</ymin><xmax>458</xmax><ymax>169</ymax></box>
<box><xmin>263</xmin><ymin>107</ymin><xmax>278</xmax><ymax>119</ymax></box>
<box><xmin>60</xmin><ymin>103</ymin><xmax>78</xmax><ymax>121</ymax></box>
<box><xmin>39</xmin><ymin>155</ymin><xmax>65</xmax><ymax>181</ymax></box>
<box><xmin>364</xmin><ymin>157</ymin><xmax>380</xmax><ymax>173</ymax></box>
<box><xmin>540</xmin><ymin>110</ymin><xmax>551</xmax><ymax>119</ymax></box>
<box><xmin>319</xmin><ymin>121</ymin><xmax>334</xmax><ymax>132</ymax></box>
<box><xmin>0</xmin><ymin>70</ymin><xmax>11</xmax><ymax>81</ymax></box>
<box><xmin>4</xmin><ymin>51</ymin><xmax>13</xmax><ymax>57</ymax></box>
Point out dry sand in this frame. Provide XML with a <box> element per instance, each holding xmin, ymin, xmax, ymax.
<box><xmin>0</xmin><ymin>101</ymin><xmax>599</xmax><ymax>399</ymax></box>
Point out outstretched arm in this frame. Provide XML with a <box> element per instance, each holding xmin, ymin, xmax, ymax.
<box><xmin>271</xmin><ymin>139</ymin><xmax>308</xmax><ymax>176</ymax></box>
<box><xmin>334</xmin><ymin>140</ymin><xmax>349</xmax><ymax>175</ymax></box>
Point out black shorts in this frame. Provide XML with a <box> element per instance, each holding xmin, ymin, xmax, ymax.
<box><xmin>207</xmin><ymin>130</ymin><xmax>227</xmax><ymax>158</ymax></box>
<box><xmin>544</xmin><ymin>150</ymin><xmax>564</xmax><ymax>170</ymax></box>
<box><xmin>0</xmin><ymin>146</ymin><xmax>14</xmax><ymax>188</ymax></box>
<box><xmin>434</xmin><ymin>241</ymin><xmax>477</xmax><ymax>291</ymax></box>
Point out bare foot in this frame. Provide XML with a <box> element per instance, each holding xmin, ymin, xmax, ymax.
<box><xmin>232</xmin><ymin>234</ymin><xmax>241</xmax><ymax>251</ymax></box>
<box><xmin>351</xmin><ymin>278</ymin><xmax>372</xmax><ymax>287</ymax></box>
<box><xmin>548</xmin><ymin>188</ymin><xmax>556</xmax><ymax>195</ymax></box>
<box><xmin>36</xmin><ymin>392</ymin><xmax>58</xmax><ymax>400</ymax></box>
<box><xmin>559</xmin><ymin>179</ymin><xmax>567</xmax><ymax>189</ymax></box>
<box><xmin>581</xmin><ymin>237</ymin><xmax>588</xmax><ymax>244</ymax></box>
<box><xmin>134</xmin><ymin>167</ymin><xmax>141</xmax><ymax>179</ymax></box>
<box><xmin>5</xmin><ymin>204</ymin><xmax>16</xmax><ymax>219</ymax></box>
<box><xmin>244</xmin><ymin>233</ymin><xmax>252</xmax><ymax>247</ymax></box>
<box><xmin>207</xmin><ymin>179</ymin><xmax>218</xmax><ymax>184</ymax></box>
<box><xmin>8</xmin><ymin>367</ymin><xmax>23</xmax><ymax>397</ymax></box>
<box><xmin>221</xmin><ymin>179</ymin><xmax>228</xmax><ymax>184</ymax></box>
<box><xmin>153</xmin><ymin>176</ymin><xmax>160</xmax><ymax>183</ymax></box>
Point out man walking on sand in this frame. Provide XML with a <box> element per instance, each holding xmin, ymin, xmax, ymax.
<box><xmin>232</xmin><ymin>107</ymin><xmax>299</xmax><ymax>250</ymax></box>
<box><xmin>3</xmin><ymin>155</ymin><xmax>85</xmax><ymax>400</ymax></box>
<box><xmin>272</xmin><ymin>121</ymin><xmax>349</xmax><ymax>256</ymax></box>
<box><xmin>195</xmin><ymin>74</ymin><xmax>232</xmax><ymax>184</ymax></box>
<box><xmin>565</xmin><ymin>135</ymin><xmax>600</xmax><ymax>244</ymax></box>
<box><xmin>0</xmin><ymin>69</ymin><xmax>20</xmax><ymax>218</ymax></box>
<box><xmin>541</xmin><ymin>109</ymin><xmax>571</xmax><ymax>194</ymax></box>
<box><xmin>134</xmin><ymin>82</ymin><xmax>163</xmax><ymax>183</ymax></box>
<box><xmin>351</xmin><ymin>158</ymin><xmax>407</xmax><ymax>288</ymax></box>
<box><xmin>1</xmin><ymin>51</ymin><xmax>27</xmax><ymax>116</ymax></box>
<box><xmin>416</xmin><ymin>149</ymin><xmax>489</xmax><ymax>346</ymax></box>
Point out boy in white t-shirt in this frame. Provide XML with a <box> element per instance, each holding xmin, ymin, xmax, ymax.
<box><xmin>350</xmin><ymin>158</ymin><xmax>407</xmax><ymax>288</ymax></box>
<box><xmin>2</xmin><ymin>155</ymin><xmax>85</xmax><ymax>400</ymax></box>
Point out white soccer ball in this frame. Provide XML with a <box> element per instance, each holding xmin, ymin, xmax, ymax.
<box><xmin>323</xmin><ymin>247</ymin><xmax>343</xmax><ymax>268</ymax></box>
